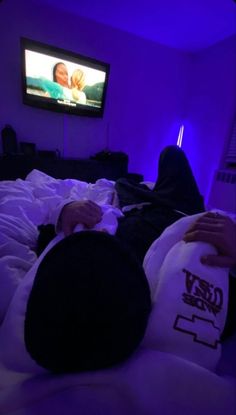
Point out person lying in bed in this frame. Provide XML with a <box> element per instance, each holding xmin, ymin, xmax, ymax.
<box><xmin>33</xmin><ymin>145</ymin><xmax>236</xmax><ymax>371</ymax></box>
<box><xmin>0</xmin><ymin>146</ymin><xmax>235</xmax><ymax>374</ymax></box>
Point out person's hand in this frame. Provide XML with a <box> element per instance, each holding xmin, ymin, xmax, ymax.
<box><xmin>59</xmin><ymin>200</ymin><xmax>103</xmax><ymax>236</ymax></box>
<box><xmin>183</xmin><ymin>212</ymin><xmax>236</xmax><ymax>268</ymax></box>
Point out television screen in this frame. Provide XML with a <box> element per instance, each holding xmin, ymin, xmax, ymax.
<box><xmin>21</xmin><ymin>37</ymin><xmax>110</xmax><ymax>117</ymax></box>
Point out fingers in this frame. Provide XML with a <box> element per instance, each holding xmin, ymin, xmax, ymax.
<box><xmin>60</xmin><ymin>200</ymin><xmax>103</xmax><ymax>236</ymax></box>
<box><xmin>63</xmin><ymin>222</ymin><xmax>74</xmax><ymax>237</ymax></box>
<box><xmin>203</xmin><ymin>211</ymin><xmax>225</xmax><ymax>220</ymax></box>
<box><xmin>183</xmin><ymin>230</ymin><xmax>223</xmax><ymax>248</ymax></box>
<box><xmin>82</xmin><ymin>201</ymin><xmax>103</xmax><ymax>227</ymax></box>
<box><xmin>184</xmin><ymin>211</ymin><xmax>236</xmax><ymax>268</ymax></box>
<box><xmin>186</xmin><ymin>212</ymin><xmax>225</xmax><ymax>230</ymax></box>
<box><xmin>201</xmin><ymin>254</ymin><xmax>235</xmax><ymax>268</ymax></box>
<box><xmin>185</xmin><ymin>222</ymin><xmax>223</xmax><ymax>234</ymax></box>
<box><xmin>184</xmin><ymin>212</ymin><xmax>227</xmax><ymax>244</ymax></box>
<box><xmin>85</xmin><ymin>200</ymin><xmax>103</xmax><ymax>216</ymax></box>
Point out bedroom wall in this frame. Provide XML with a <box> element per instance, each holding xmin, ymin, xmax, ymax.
<box><xmin>0</xmin><ymin>0</ymin><xmax>189</xmax><ymax>182</ymax></box>
<box><xmin>183</xmin><ymin>35</ymin><xmax>236</xmax><ymax>204</ymax></box>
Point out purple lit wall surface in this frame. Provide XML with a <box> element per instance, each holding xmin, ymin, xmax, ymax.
<box><xmin>0</xmin><ymin>0</ymin><xmax>236</xmax><ymax>204</ymax></box>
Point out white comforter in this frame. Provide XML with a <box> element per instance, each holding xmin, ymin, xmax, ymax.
<box><xmin>0</xmin><ymin>169</ymin><xmax>121</xmax><ymax>324</ymax></box>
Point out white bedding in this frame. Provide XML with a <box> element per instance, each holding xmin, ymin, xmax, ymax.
<box><xmin>0</xmin><ymin>170</ymin><xmax>235</xmax><ymax>415</ymax></box>
<box><xmin>0</xmin><ymin>344</ymin><xmax>236</xmax><ymax>415</ymax></box>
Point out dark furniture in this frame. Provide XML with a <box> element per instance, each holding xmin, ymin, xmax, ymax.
<box><xmin>0</xmin><ymin>154</ymin><xmax>129</xmax><ymax>182</ymax></box>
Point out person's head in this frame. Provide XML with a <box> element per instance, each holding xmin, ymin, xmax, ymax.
<box><xmin>24</xmin><ymin>231</ymin><xmax>151</xmax><ymax>373</ymax></box>
<box><xmin>71</xmin><ymin>69</ymin><xmax>86</xmax><ymax>90</ymax></box>
<box><xmin>53</xmin><ymin>62</ymin><xmax>69</xmax><ymax>88</ymax></box>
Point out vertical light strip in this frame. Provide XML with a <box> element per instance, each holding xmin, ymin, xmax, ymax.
<box><xmin>63</xmin><ymin>114</ymin><xmax>69</xmax><ymax>157</ymax></box>
<box><xmin>177</xmin><ymin>125</ymin><xmax>184</xmax><ymax>148</ymax></box>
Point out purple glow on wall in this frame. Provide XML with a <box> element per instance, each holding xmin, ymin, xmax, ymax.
<box><xmin>177</xmin><ymin>125</ymin><xmax>184</xmax><ymax>148</ymax></box>
<box><xmin>1</xmin><ymin>0</ymin><xmax>236</xmax><ymax>209</ymax></box>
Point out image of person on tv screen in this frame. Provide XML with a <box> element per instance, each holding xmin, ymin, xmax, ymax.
<box><xmin>27</xmin><ymin>60</ymin><xmax>104</xmax><ymax>107</ymax></box>
<box><xmin>52</xmin><ymin>62</ymin><xmax>70</xmax><ymax>88</ymax></box>
<box><xmin>26</xmin><ymin>62</ymin><xmax>82</xmax><ymax>104</ymax></box>
<box><xmin>70</xmin><ymin>67</ymin><xmax>105</xmax><ymax>106</ymax></box>
<box><xmin>53</xmin><ymin>63</ymin><xmax>87</xmax><ymax>105</ymax></box>
<box><xmin>70</xmin><ymin>68</ymin><xmax>87</xmax><ymax>105</ymax></box>
<box><xmin>26</xmin><ymin>62</ymin><xmax>69</xmax><ymax>100</ymax></box>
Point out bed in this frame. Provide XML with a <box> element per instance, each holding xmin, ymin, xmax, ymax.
<box><xmin>0</xmin><ymin>170</ymin><xmax>235</xmax><ymax>415</ymax></box>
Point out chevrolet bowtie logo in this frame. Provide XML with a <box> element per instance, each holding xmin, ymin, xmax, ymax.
<box><xmin>173</xmin><ymin>314</ymin><xmax>221</xmax><ymax>349</ymax></box>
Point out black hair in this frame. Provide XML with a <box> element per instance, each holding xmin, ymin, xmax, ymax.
<box><xmin>24</xmin><ymin>231</ymin><xmax>151</xmax><ymax>373</ymax></box>
<box><xmin>53</xmin><ymin>62</ymin><xmax>66</xmax><ymax>83</ymax></box>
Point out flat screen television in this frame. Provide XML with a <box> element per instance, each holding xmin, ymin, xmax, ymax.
<box><xmin>21</xmin><ymin>37</ymin><xmax>110</xmax><ymax>117</ymax></box>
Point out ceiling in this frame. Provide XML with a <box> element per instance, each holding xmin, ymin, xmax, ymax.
<box><xmin>38</xmin><ymin>0</ymin><xmax>236</xmax><ymax>51</ymax></box>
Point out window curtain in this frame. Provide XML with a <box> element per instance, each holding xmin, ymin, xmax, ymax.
<box><xmin>226</xmin><ymin>119</ymin><xmax>236</xmax><ymax>166</ymax></box>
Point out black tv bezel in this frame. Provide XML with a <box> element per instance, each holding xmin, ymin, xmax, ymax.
<box><xmin>21</xmin><ymin>37</ymin><xmax>110</xmax><ymax>117</ymax></box>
